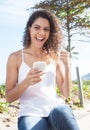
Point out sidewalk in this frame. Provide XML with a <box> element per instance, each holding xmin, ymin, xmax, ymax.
<box><xmin>74</xmin><ymin>100</ymin><xmax>90</xmax><ymax>130</ymax></box>
<box><xmin>77</xmin><ymin>112</ymin><xmax>90</xmax><ymax>130</ymax></box>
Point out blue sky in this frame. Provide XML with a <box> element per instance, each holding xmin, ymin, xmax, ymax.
<box><xmin>0</xmin><ymin>0</ymin><xmax>90</xmax><ymax>83</ymax></box>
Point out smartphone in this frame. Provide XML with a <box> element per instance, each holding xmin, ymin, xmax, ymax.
<box><xmin>33</xmin><ymin>61</ymin><xmax>46</xmax><ymax>71</ymax></box>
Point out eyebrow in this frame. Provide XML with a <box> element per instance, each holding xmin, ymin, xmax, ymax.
<box><xmin>33</xmin><ymin>24</ymin><xmax>50</xmax><ymax>29</ymax></box>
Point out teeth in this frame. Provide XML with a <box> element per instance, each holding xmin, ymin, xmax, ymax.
<box><xmin>37</xmin><ymin>37</ymin><xmax>43</xmax><ymax>40</ymax></box>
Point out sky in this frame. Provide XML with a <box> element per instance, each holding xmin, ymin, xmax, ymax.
<box><xmin>0</xmin><ymin>0</ymin><xmax>90</xmax><ymax>84</ymax></box>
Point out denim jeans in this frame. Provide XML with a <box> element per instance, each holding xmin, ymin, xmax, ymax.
<box><xmin>18</xmin><ymin>104</ymin><xmax>80</xmax><ymax>130</ymax></box>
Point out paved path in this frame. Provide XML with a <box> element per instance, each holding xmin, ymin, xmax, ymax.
<box><xmin>74</xmin><ymin>100</ymin><xmax>90</xmax><ymax>130</ymax></box>
<box><xmin>76</xmin><ymin>111</ymin><xmax>90</xmax><ymax>130</ymax></box>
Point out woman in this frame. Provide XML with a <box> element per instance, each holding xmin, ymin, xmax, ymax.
<box><xmin>5</xmin><ymin>9</ymin><xmax>80</xmax><ymax>130</ymax></box>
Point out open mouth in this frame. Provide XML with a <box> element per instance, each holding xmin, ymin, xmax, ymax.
<box><xmin>36</xmin><ymin>37</ymin><xmax>45</xmax><ymax>41</ymax></box>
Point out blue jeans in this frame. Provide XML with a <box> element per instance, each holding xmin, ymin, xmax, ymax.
<box><xmin>18</xmin><ymin>104</ymin><xmax>80</xmax><ymax>130</ymax></box>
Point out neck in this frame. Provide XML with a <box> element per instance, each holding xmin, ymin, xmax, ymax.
<box><xmin>29</xmin><ymin>51</ymin><xmax>44</xmax><ymax>58</ymax></box>
<box><xmin>27</xmin><ymin>47</ymin><xmax>44</xmax><ymax>59</ymax></box>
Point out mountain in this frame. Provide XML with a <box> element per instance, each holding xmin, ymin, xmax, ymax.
<box><xmin>81</xmin><ymin>73</ymin><xmax>90</xmax><ymax>80</ymax></box>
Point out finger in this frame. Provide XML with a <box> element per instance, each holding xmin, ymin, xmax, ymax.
<box><xmin>34</xmin><ymin>71</ymin><xmax>45</xmax><ymax>80</ymax></box>
<box><xmin>29</xmin><ymin>68</ymin><xmax>43</xmax><ymax>75</ymax></box>
<box><xmin>28</xmin><ymin>71</ymin><xmax>43</xmax><ymax>81</ymax></box>
<box><xmin>27</xmin><ymin>69</ymin><xmax>45</xmax><ymax>85</ymax></box>
<box><xmin>29</xmin><ymin>77</ymin><xmax>42</xmax><ymax>85</ymax></box>
<box><xmin>60</xmin><ymin>51</ymin><xmax>70</xmax><ymax>57</ymax></box>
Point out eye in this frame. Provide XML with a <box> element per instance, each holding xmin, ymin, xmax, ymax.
<box><xmin>34</xmin><ymin>26</ymin><xmax>40</xmax><ymax>30</ymax></box>
<box><xmin>44</xmin><ymin>28</ymin><xmax>50</xmax><ymax>32</ymax></box>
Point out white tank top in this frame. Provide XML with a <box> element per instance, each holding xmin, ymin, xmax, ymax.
<box><xmin>18</xmin><ymin>49</ymin><xmax>64</xmax><ymax>117</ymax></box>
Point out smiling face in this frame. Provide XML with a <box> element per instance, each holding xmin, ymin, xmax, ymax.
<box><xmin>29</xmin><ymin>17</ymin><xmax>50</xmax><ymax>49</ymax></box>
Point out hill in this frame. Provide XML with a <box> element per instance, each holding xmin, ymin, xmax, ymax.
<box><xmin>82</xmin><ymin>73</ymin><xmax>90</xmax><ymax>80</ymax></box>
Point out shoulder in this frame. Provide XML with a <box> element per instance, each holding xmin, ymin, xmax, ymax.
<box><xmin>8</xmin><ymin>50</ymin><xmax>21</xmax><ymax>60</ymax></box>
<box><xmin>7</xmin><ymin>49</ymin><xmax>22</xmax><ymax>67</ymax></box>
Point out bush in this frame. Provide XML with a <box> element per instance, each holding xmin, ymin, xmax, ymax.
<box><xmin>0</xmin><ymin>84</ymin><xmax>5</xmax><ymax>98</ymax></box>
<box><xmin>0</xmin><ymin>101</ymin><xmax>9</xmax><ymax>113</ymax></box>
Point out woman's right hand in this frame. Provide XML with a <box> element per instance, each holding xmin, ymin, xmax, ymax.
<box><xmin>26</xmin><ymin>68</ymin><xmax>45</xmax><ymax>86</ymax></box>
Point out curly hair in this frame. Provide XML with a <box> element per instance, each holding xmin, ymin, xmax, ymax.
<box><xmin>23</xmin><ymin>9</ymin><xmax>63</xmax><ymax>54</ymax></box>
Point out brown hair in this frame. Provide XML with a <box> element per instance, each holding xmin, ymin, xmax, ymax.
<box><xmin>23</xmin><ymin>9</ymin><xmax>63</xmax><ymax>54</ymax></box>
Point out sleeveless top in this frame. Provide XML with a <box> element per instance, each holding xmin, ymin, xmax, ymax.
<box><xmin>18</xmin><ymin>49</ymin><xmax>64</xmax><ymax>117</ymax></box>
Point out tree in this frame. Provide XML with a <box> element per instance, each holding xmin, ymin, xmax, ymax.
<box><xmin>30</xmin><ymin>0</ymin><xmax>90</xmax><ymax>105</ymax></box>
<box><xmin>30</xmin><ymin>0</ymin><xmax>90</xmax><ymax>57</ymax></box>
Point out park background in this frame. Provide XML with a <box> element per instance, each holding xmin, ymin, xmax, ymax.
<box><xmin>0</xmin><ymin>1</ymin><xmax>90</xmax><ymax>129</ymax></box>
<box><xmin>0</xmin><ymin>0</ymin><xmax>90</xmax><ymax>84</ymax></box>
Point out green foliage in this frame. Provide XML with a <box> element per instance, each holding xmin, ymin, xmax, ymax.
<box><xmin>31</xmin><ymin>0</ymin><xmax>90</xmax><ymax>58</ymax></box>
<box><xmin>56</xmin><ymin>80</ymin><xmax>90</xmax><ymax>109</ymax></box>
<box><xmin>56</xmin><ymin>86</ymin><xmax>62</xmax><ymax>96</ymax></box>
<box><xmin>0</xmin><ymin>102</ymin><xmax>9</xmax><ymax>113</ymax></box>
<box><xmin>72</xmin><ymin>81</ymin><xmax>90</xmax><ymax>98</ymax></box>
<box><xmin>72</xmin><ymin>80</ymin><xmax>78</xmax><ymax>84</ymax></box>
<box><xmin>72</xmin><ymin>84</ymin><xmax>78</xmax><ymax>92</ymax></box>
<box><xmin>82</xmin><ymin>80</ymin><xmax>90</xmax><ymax>85</ymax></box>
<box><xmin>0</xmin><ymin>84</ymin><xmax>9</xmax><ymax>113</ymax></box>
<box><xmin>32</xmin><ymin>0</ymin><xmax>90</xmax><ymax>29</ymax></box>
<box><xmin>82</xmin><ymin>84</ymin><xmax>90</xmax><ymax>98</ymax></box>
<box><xmin>0</xmin><ymin>84</ymin><xmax>5</xmax><ymax>97</ymax></box>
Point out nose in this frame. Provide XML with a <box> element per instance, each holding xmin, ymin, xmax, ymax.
<box><xmin>39</xmin><ymin>29</ymin><xmax>45</xmax><ymax>35</ymax></box>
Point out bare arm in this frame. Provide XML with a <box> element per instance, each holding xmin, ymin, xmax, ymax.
<box><xmin>5</xmin><ymin>53</ymin><xmax>29</xmax><ymax>103</ymax></box>
<box><xmin>5</xmin><ymin>52</ymin><xmax>44</xmax><ymax>103</ymax></box>
<box><xmin>56</xmin><ymin>50</ymin><xmax>72</xmax><ymax>98</ymax></box>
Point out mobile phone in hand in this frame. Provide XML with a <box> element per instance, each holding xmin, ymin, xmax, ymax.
<box><xmin>33</xmin><ymin>61</ymin><xmax>46</xmax><ymax>71</ymax></box>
